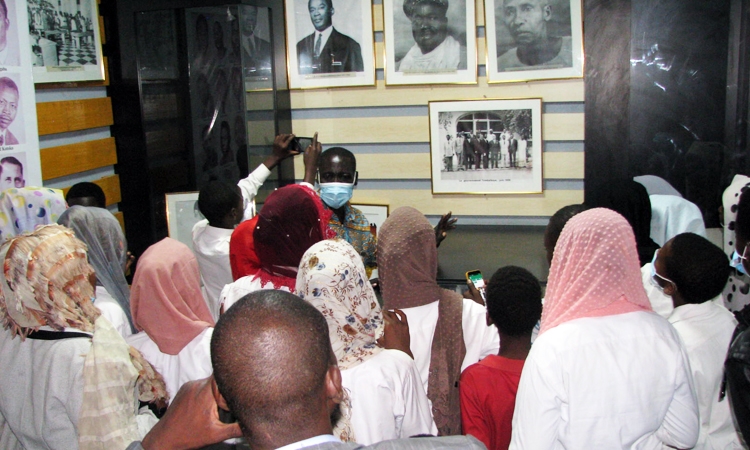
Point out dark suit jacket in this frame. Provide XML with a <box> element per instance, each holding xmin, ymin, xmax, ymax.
<box><xmin>241</xmin><ymin>35</ymin><xmax>272</xmax><ymax>74</ymax></box>
<box><xmin>297</xmin><ymin>28</ymin><xmax>364</xmax><ymax>74</ymax></box>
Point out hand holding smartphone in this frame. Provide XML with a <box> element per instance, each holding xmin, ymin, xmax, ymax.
<box><xmin>465</xmin><ymin>269</ymin><xmax>487</xmax><ymax>305</ymax></box>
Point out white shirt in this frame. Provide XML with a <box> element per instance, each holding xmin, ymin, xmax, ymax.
<box><xmin>126</xmin><ymin>327</ymin><xmax>213</xmax><ymax>402</ymax></box>
<box><xmin>276</xmin><ymin>434</ymin><xmax>340</xmax><ymax>450</ymax></box>
<box><xmin>312</xmin><ymin>27</ymin><xmax>334</xmax><ymax>57</ymax></box>
<box><xmin>220</xmin><ymin>275</ymin><xmax>292</xmax><ymax>313</ymax></box>
<box><xmin>668</xmin><ymin>301</ymin><xmax>742</xmax><ymax>449</ymax></box>
<box><xmin>398</xmin><ymin>35</ymin><xmax>463</xmax><ymax>73</ymax></box>
<box><xmin>192</xmin><ymin>164</ymin><xmax>272</xmax><ymax>319</ymax></box>
<box><xmin>510</xmin><ymin>311</ymin><xmax>699</xmax><ymax>449</ymax></box>
<box><xmin>94</xmin><ymin>285</ymin><xmax>132</xmax><ymax>339</ymax></box>
<box><xmin>399</xmin><ymin>299</ymin><xmax>500</xmax><ymax>392</ymax></box>
<box><xmin>341</xmin><ymin>349</ymin><xmax>437</xmax><ymax>445</ymax></box>
<box><xmin>0</xmin><ymin>327</ymin><xmax>90</xmax><ymax>449</ymax></box>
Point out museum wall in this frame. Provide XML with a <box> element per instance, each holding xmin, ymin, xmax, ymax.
<box><xmin>289</xmin><ymin>0</ymin><xmax>585</xmax><ymax>224</ymax></box>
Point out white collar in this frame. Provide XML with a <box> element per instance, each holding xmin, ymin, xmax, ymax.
<box><xmin>275</xmin><ymin>434</ymin><xmax>340</xmax><ymax>450</ymax></box>
<box><xmin>314</xmin><ymin>26</ymin><xmax>334</xmax><ymax>54</ymax></box>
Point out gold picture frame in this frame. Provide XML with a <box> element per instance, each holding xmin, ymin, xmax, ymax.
<box><xmin>383</xmin><ymin>0</ymin><xmax>477</xmax><ymax>86</ymax></box>
<box><xmin>428</xmin><ymin>98</ymin><xmax>543</xmax><ymax>195</ymax></box>
<box><xmin>284</xmin><ymin>0</ymin><xmax>376</xmax><ymax>90</ymax></box>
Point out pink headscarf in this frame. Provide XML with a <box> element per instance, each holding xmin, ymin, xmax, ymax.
<box><xmin>539</xmin><ymin>208</ymin><xmax>653</xmax><ymax>336</ymax></box>
<box><xmin>130</xmin><ymin>238</ymin><xmax>215</xmax><ymax>355</ymax></box>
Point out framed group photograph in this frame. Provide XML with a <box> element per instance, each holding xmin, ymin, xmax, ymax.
<box><xmin>284</xmin><ymin>0</ymin><xmax>375</xmax><ymax>89</ymax></box>
<box><xmin>383</xmin><ymin>0</ymin><xmax>476</xmax><ymax>85</ymax></box>
<box><xmin>429</xmin><ymin>98</ymin><xmax>543</xmax><ymax>195</ymax></box>
<box><xmin>28</xmin><ymin>0</ymin><xmax>105</xmax><ymax>83</ymax></box>
<box><xmin>484</xmin><ymin>0</ymin><xmax>583</xmax><ymax>83</ymax></box>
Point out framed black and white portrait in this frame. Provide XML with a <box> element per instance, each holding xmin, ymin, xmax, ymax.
<box><xmin>28</xmin><ymin>0</ymin><xmax>105</xmax><ymax>83</ymax></box>
<box><xmin>383</xmin><ymin>0</ymin><xmax>476</xmax><ymax>86</ymax></box>
<box><xmin>284</xmin><ymin>0</ymin><xmax>375</xmax><ymax>89</ymax></box>
<box><xmin>429</xmin><ymin>98</ymin><xmax>543</xmax><ymax>194</ymax></box>
<box><xmin>484</xmin><ymin>0</ymin><xmax>583</xmax><ymax>83</ymax></box>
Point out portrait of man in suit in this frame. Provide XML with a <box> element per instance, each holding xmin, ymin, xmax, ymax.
<box><xmin>0</xmin><ymin>77</ymin><xmax>20</xmax><ymax>146</ymax></box>
<box><xmin>240</xmin><ymin>5</ymin><xmax>272</xmax><ymax>75</ymax></box>
<box><xmin>297</xmin><ymin>0</ymin><xmax>364</xmax><ymax>74</ymax></box>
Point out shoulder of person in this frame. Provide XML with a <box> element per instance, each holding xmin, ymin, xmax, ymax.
<box><xmin>364</xmin><ymin>435</ymin><xmax>485</xmax><ymax>449</ymax></box>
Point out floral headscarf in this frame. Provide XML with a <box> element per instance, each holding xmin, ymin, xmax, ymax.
<box><xmin>0</xmin><ymin>224</ymin><xmax>168</xmax><ymax>449</ymax></box>
<box><xmin>296</xmin><ymin>239</ymin><xmax>384</xmax><ymax>370</ymax></box>
<box><xmin>0</xmin><ymin>187</ymin><xmax>67</xmax><ymax>244</ymax></box>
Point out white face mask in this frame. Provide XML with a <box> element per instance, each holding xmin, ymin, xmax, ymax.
<box><xmin>319</xmin><ymin>182</ymin><xmax>354</xmax><ymax>209</ymax></box>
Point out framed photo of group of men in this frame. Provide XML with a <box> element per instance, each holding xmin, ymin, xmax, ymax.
<box><xmin>283</xmin><ymin>0</ymin><xmax>582</xmax><ymax>88</ymax></box>
<box><xmin>429</xmin><ymin>98</ymin><xmax>543</xmax><ymax>195</ymax></box>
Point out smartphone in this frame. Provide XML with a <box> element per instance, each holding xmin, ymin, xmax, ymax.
<box><xmin>465</xmin><ymin>270</ymin><xmax>487</xmax><ymax>305</ymax></box>
<box><xmin>293</xmin><ymin>136</ymin><xmax>313</xmax><ymax>153</ymax></box>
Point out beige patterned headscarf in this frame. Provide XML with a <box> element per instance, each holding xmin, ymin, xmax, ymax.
<box><xmin>297</xmin><ymin>239</ymin><xmax>387</xmax><ymax>443</ymax></box>
<box><xmin>296</xmin><ymin>239</ymin><xmax>385</xmax><ymax>370</ymax></box>
<box><xmin>0</xmin><ymin>224</ymin><xmax>168</xmax><ymax>449</ymax></box>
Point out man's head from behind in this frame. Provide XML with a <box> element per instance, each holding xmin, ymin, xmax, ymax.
<box><xmin>407</xmin><ymin>0</ymin><xmax>449</xmax><ymax>55</ymax></box>
<box><xmin>502</xmin><ymin>0</ymin><xmax>551</xmax><ymax>46</ymax></box>
<box><xmin>486</xmin><ymin>265</ymin><xmax>542</xmax><ymax>336</ymax></box>
<box><xmin>198</xmin><ymin>181</ymin><xmax>243</xmax><ymax>229</ymax></box>
<box><xmin>308</xmin><ymin>0</ymin><xmax>334</xmax><ymax>32</ymax></box>
<box><xmin>657</xmin><ymin>232</ymin><xmax>729</xmax><ymax>306</ymax></box>
<box><xmin>0</xmin><ymin>77</ymin><xmax>18</xmax><ymax>132</ymax></box>
<box><xmin>66</xmin><ymin>182</ymin><xmax>105</xmax><ymax>208</ymax></box>
<box><xmin>211</xmin><ymin>290</ymin><xmax>342</xmax><ymax>444</ymax></box>
<box><xmin>0</xmin><ymin>156</ymin><xmax>22</xmax><ymax>190</ymax></box>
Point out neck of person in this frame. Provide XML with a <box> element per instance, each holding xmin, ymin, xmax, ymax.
<box><xmin>517</xmin><ymin>36</ymin><xmax>562</xmax><ymax>66</ymax></box>
<box><xmin>670</xmin><ymin>292</ymin><xmax>687</xmax><ymax>309</ymax></box>
<box><xmin>332</xmin><ymin>205</ymin><xmax>346</xmax><ymax>224</ymax></box>
<box><xmin>246</xmin><ymin>410</ymin><xmax>335</xmax><ymax>450</ymax></box>
<box><xmin>497</xmin><ymin>331</ymin><xmax>532</xmax><ymax>360</ymax></box>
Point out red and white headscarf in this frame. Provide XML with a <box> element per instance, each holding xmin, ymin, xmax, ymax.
<box><xmin>540</xmin><ymin>208</ymin><xmax>653</xmax><ymax>336</ymax></box>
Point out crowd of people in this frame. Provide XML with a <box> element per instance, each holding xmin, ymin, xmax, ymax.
<box><xmin>1</xmin><ymin>134</ymin><xmax>750</xmax><ymax>450</ymax></box>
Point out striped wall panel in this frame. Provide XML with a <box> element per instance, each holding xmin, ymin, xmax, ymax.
<box><xmin>288</xmin><ymin>0</ymin><xmax>584</xmax><ymax>222</ymax></box>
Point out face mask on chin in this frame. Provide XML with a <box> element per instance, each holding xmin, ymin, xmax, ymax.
<box><xmin>319</xmin><ymin>182</ymin><xmax>354</xmax><ymax>210</ymax></box>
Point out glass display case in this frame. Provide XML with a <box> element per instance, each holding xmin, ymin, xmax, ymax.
<box><xmin>107</xmin><ymin>0</ymin><xmax>291</xmax><ymax>255</ymax></box>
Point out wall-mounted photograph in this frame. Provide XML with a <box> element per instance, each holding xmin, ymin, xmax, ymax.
<box><xmin>284</xmin><ymin>0</ymin><xmax>375</xmax><ymax>89</ymax></box>
<box><xmin>383</xmin><ymin>0</ymin><xmax>476</xmax><ymax>86</ymax></box>
<box><xmin>28</xmin><ymin>0</ymin><xmax>105</xmax><ymax>83</ymax></box>
<box><xmin>484</xmin><ymin>0</ymin><xmax>583</xmax><ymax>83</ymax></box>
<box><xmin>429</xmin><ymin>98</ymin><xmax>543</xmax><ymax>194</ymax></box>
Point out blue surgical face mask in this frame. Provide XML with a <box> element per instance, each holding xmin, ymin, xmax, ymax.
<box><xmin>732</xmin><ymin>250</ymin><xmax>748</xmax><ymax>275</ymax></box>
<box><xmin>319</xmin><ymin>182</ymin><xmax>354</xmax><ymax>210</ymax></box>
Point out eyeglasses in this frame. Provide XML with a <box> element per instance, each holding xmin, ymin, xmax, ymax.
<box><xmin>650</xmin><ymin>249</ymin><xmax>676</xmax><ymax>291</ymax></box>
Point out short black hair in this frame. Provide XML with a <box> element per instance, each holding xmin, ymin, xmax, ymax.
<box><xmin>319</xmin><ymin>147</ymin><xmax>356</xmax><ymax>171</ymax></box>
<box><xmin>546</xmin><ymin>204</ymin><xmax>588</xmax><ymax>249</ymax></box>
<box><xmin>737</xmin><ymin>189</ymin><xmax>750</xmax><ymax>244</ymax></box>
<box><xmin>197</xmin><ymin>181</ymin><xmax>242</xmax><ymax>224</ymax></box>
<box><xmin>211</xmin><ymin>290</ymin><xmax>333</xmax><ymax>433</ymax></box>
<box><xmin>486</xmin><ymin>266</ymin><xmax>542</xmax><ymax>336</ymax></box>
<box><xmin>664</xmin><ymin>233</ymin><xmax>730</xmax><ymax>304</ymax></box>
<box><xmin>308</xmin><ymin>0</ymin><xmax>334</xmax><ymax>9</ymax></box>
<box><xmin>0</xmin><ymin>156</ymin><xmax>22</xmax><ymax>172</ymax></box>
<box><xmin>66</xmin><ymin>182</ymin><xmax>106</xmax><ymax>208</ymax></box>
